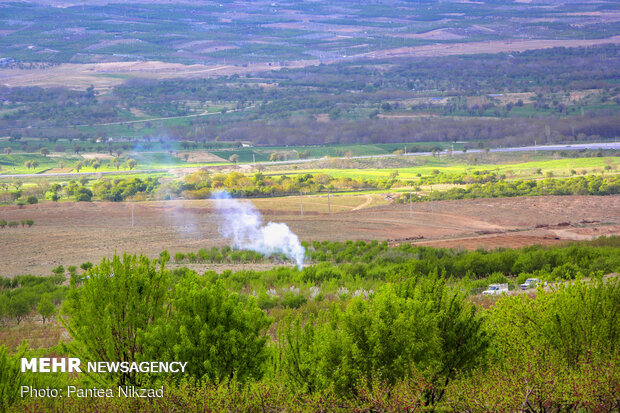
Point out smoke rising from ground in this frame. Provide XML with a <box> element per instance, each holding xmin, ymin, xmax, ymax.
<box><xmin>212</xmin><ymin>191</ymin><xmax>305</xmax><ymax>270</ymax></box>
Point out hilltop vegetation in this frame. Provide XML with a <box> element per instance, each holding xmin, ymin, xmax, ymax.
<box><xmin>2</xmin><ymin>44</ymin><xmax>620</xmax><ymax>148</ymax></box>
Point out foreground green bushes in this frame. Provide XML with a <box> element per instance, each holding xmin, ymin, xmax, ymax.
<box><xmin>9</xmin><ymin>275</ymin><xmax>619</xmax><ymax>412</ymax></box>
<box><xmin>276</xmin><ymin>275</ymin><xmax>488</xmax><ymax>405</ymax></box>
<box><xmin>2</xmin><ymin>240</ymin><xmax>619</xmax><ymax>411</ymax></box>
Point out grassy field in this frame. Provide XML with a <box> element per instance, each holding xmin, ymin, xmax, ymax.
<box><xmin>274</xmin><ymin>156</ymin><xmax>619</xmax><ymax>182</ymax></box>
<box><xmin>212</xmin><ymin>142</ymin><xmax>459</xmax><ymax>163</ymax></box>
<box><xmin>0</xmin><ymin>141</ymin><xmax>460</xmax><ymax>175</ymax></box>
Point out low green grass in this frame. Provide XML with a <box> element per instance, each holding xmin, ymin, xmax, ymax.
<box><xmin>0</xmin><ymin>154</ymin><xmax>80</xmax><ymax>174</ymax></box>
<box><xmin>275</xmin><ymin>157</ymin><xmax>618</xmax><ymax>181</ymax></box>
<box><xmin>212</xmin><ymin>142</ymin><xmax>458</xmax><ymax>163</ymax></box>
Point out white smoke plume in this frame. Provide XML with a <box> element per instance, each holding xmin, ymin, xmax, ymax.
<box><xmin>212</xmin><ymin>191</ymin><xmax>305</xmax><ymax>270</ymax></box>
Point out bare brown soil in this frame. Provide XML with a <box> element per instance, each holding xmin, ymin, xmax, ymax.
<box><xmin>175</xmin><ymin>151</ymin><xmax>227</xmax><ymax>163</ymax></box>
<box><xmin>0</xmin><ymin>59</ymin><xmax>320</xmax><ymax>90</ymax></box>
<box><xmin>3</xmin><ymin>35</ymin><xmax>619</xmax><ymax>90</ymax></box>
<box><xmin>0</xmin><ymin>195</ymin><xmax>618</xmax><ymax>277</ymax></box>
<box><xmin>390</xmin><ymin>29</ymin><xmax>465</xmax><ymax>40</ymax></box>
<box><xmin>359</xmin><ymin>36</ymin><xmax>620</xmax><ymax>59</ymax></box>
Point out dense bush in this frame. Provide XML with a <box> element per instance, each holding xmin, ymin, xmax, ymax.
<box><xmin>277</xmin><ymin>274</ymin><xmax>488</xmax><ymax>405</ymax></box>
<box><xmin>61</xmin><ymin>254</ymin><xmax>170</xmax><ymax>386</ymax></box>
<box><xmin>143</xmin><ymin>275</ymin><xmax>271</xmax><ymax>384</ymax></box>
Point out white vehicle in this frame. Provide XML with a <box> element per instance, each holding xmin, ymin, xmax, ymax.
<box><xmin>482</xmin><ymin>283</ymin><xmax>509</xmax><ymax>296</ymax></box>
<box><xmin>520</xmin><ymin>278</ymin><xmax>539</xmax><ymax>290</ymax></box>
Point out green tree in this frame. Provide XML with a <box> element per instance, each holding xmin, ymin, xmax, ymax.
<box><xmin>37</xmin><ymin>294</ymin><xmax>56</xmax><ymax>323</ymax></box>
<box><xmin>127</xmin><ymin>159</ymin><xmax>138</xmax><ymax>170</ymax></box>
<box><xmin>61</xmin><ymin>254</ymin><xmax>169</xmax><ymax>386</ymax></box>
<box><xmin>8</xmin><ymin>296</ymin><xmax>30</xmax><ymax>325</ymax></box>
<box><xmin>277</xmin><ymin>274</ymin><xmax>488</xmax><ymax>405</ymax></box>
<box><xmin>51</xmin><ymin>265</ymin><xmax>65</xmax><ymax>284</ymax></box>
<box><xmin>490</xmin><ymin>276</ymin><xmax>618</xmax><ymax>368</ymax></box>
<box><xmin>80</xmin><ymin>262</ymin><xmax>92</xmax><ymax>272</ymax></box>
<box><xmin>143</xmin><ymin>276</ymin><xmax>270</xmax><ymax>384</ymax></box>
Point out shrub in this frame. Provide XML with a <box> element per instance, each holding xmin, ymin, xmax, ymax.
<box><xmin>143</xmin><ymin>276</ymin><xmax>271</xmax><ymax>384</ymax></box>
<box><xmin>37</xmin><ymin>294</ymin><xmax>56</xmax><ymax>323</ymax></box>
<box><xmin>281</xmin><ymin>291</ymin><xmax>307</xmax><ymax>309</ymax></box>
<box><xmin>61</xmin><ymin>254</ymin><xmax>169</xmax><ymax>386</ymax></box>
<box><xmin>75</xmin><ymin>193</ymin><xmax>91</xmax><ymax>202</ymax></box>
<box><xmin>7</xmin><ymin>221</ymin><xmax>18</xmax><ymax>228</ymax></box>
<box><xmin>26</xmin><ymin>196</ymin><xmax>38</xmax><ymax>204</ymax></box>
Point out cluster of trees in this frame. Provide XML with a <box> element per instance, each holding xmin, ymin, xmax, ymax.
<box><xmin>399</xmin><ymin>174</ymin><xmax>620</xmax><ymax>204</ymax></box>
<box><xmin>303</xmin><ymin>238</ymin><xmax>619</xmax><ymax>281</ymax></box>
<box><xmin>2</xmin><ymin>242</ymin><xmax>616</xmax><ymax>411</ymax></box>
<box><xmin>0</xmin><ymin>85</ymin><xmax>118</xmax><ymax>130</ymax></box>
<box><xmin>418</xmin><ymin>168</ymin><xmax>503</xmax><ymax>185</ymax></box>
<box><xmin>74</xmin><ymin>157</ymin><xmax>137</xmax><ymax>172</ymax></box>
<box><xmin>3</xmin><ymin>44</ymin><xmax>619</xmax><ymax>147</ymax></box>
<box><xmin>171</xmin><ymin>170</ymin><xmax>395</xmax><ymax>199</ymax></box>
<box><xmin>172</xmin><ymin>247</ymin><xmax>277</xmax><ymax>265</ymax></box>
<box><xmin>0</xmin><ymin>271</ymin><xmax>67</xmax><ymax>326</ymax></box>
<box><xmin>91</xmin><ymin>177</ymin><xmax>158</xmax><ymax>202</ymax></box>
<box><xmin>0</xmin><ymin>219</ymin><xmax>33</xmax><ymax>228</ymax></box>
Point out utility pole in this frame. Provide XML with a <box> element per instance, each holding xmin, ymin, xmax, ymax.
<box><xmin>430</xmin><ymin>185</ymin><xmax>433</xmax><ymax>213</ymax></box>
<box><xmin>327</xmin><ymin>192</ymin><xmax>331</xmax><ymax>215</ymax></box>
<box><xmin>300</xmin><ymin>191</ymin><xmax>303</xmax><ymax>217</ymax></box>
<box><xmin>409</xmin><ymin>191</ymin><xmax>412</xmax><ymax>217</ymax></box>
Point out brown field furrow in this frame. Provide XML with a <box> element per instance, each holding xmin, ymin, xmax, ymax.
<box><xmin>0</xmin><ymin>195</ymin><xmax>618</xmax><ymax>277</ymax></box>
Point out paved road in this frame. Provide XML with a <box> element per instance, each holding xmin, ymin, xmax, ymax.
<box><xmin>1</xmin><ymin>142</ymin><xmax>617</xmax><ymax>179</ymax></box>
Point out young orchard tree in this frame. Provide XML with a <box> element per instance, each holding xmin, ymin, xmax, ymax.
<box><xmin>37</xmin><ymin>294</ymin><xmax>56</xmax><ymax>324</ymax></box>
<box><xmin>142</xmin><ymin>275</ymin><xmax>271</xmax><ymax>384</ymax></box>
<box><xmin>277</xmin><ymin>273</ymin><xmax>488</xmax><ymax>406</ymax></box>
<box><xmin>80</xmin><ymin>262</ymin><xmax>92</xmax><ymax>272</ymax></box>
<box><xmin>61</xmin><ymin>254</ymin><xmax>169</xmax><ymax>386</ymax></box>
<box><xmin>8</xmin><ymin>296</ymin><xmax>30</xmax><ymax>325</ymax></box>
